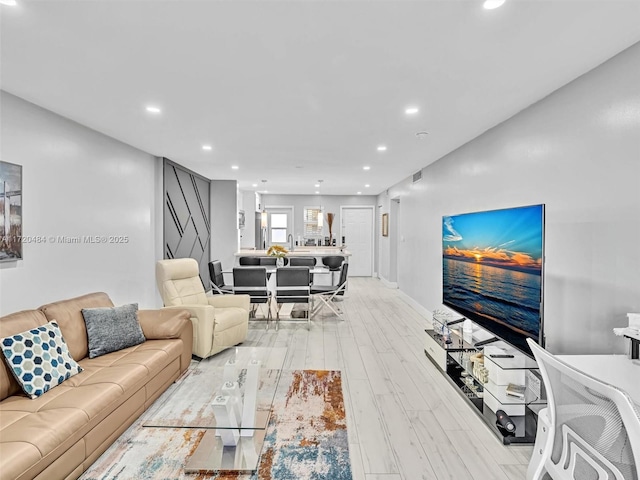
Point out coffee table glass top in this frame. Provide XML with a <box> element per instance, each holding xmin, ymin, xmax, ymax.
<box><xmin>143</xmin><ymin>346</ymin><xmax>288</xmax><ymax>430</ymax></box>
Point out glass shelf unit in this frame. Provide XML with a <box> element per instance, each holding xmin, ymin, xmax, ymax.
<box><xmin>425</xmin><ymin>312</ymin><xmax>546</xmax><ymax>445</ymax></box>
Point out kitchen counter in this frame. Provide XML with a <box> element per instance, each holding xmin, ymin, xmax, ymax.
<box><xmin>235</xmin><ymin>247</ymin><xmax>351</xmax><ymax>258</ymax></box>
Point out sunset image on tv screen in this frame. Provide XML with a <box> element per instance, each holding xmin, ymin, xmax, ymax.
<box><xmin>442</xmin><ymin>204</ymin><xmax>544</xmax><ymax>347</ymax></box>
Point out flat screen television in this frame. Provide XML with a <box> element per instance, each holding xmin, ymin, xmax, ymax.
<box><xmin>442</xmin><ymin>204</ymin><xmax>544</xmax><ymax>356</ymax></box>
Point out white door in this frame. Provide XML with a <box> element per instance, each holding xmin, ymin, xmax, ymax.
<box><xmin>341</xmin><ymin>206</ymin><xmax>374</xmax><ymax>276</ymax></box>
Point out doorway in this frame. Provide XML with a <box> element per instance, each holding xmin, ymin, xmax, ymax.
<box><xmin>340</xmin><ymin>206</ymin><xmax>374</xmax><ymax>276</ymax></box>
<box><xmin>389</xmin><ymin>198</ymin><xmax>400</xmax><ymax>284</ymax></box>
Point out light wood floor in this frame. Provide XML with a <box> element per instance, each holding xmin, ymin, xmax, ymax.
<box><xmin>241</xmin><ymin>277</ymin><xmax>532</xmax><ymax>480</ymax></box>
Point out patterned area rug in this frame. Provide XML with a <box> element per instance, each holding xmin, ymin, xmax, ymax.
<box><xmin>81</xmin><ymin>370</ymin><xmax>351</xmax><ymax>480</ymax></box>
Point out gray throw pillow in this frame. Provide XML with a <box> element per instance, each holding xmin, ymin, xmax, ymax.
<box><xmin>81</xmin><ymin>303</ymin><xmax>146</xmax><ymax>358</ymax></box>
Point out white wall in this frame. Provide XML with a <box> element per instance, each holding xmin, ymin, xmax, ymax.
<box><xmin>378</xmin><ymin>42</ymin><xmax>640</xmax><ymax>355</ymax></box>
<box><xmin>210</xmin><ymin>180</ymin><xmax>238</xmax><ymax>270</ymax></box>
<box><xmin>0</xmin><ymin>92</ymin><xmax>163</xmax><ymax>314</ymax></box>
<box><xmin>239</xmin><ymin>189</ymin><xmax>256</xmax><ymax>249</ymax></box>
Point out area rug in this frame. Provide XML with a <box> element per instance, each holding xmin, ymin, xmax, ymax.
<box><xmin>81</xmin><ymin>370</ymin><xmax>352</xmax><ymax>480</ymax></box>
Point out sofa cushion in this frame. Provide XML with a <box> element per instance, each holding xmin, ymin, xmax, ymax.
<box><xmin>39</xmin><ymin>292</ymin><xmax>114</xmax><ymax>362</ymax></box>
<box><xmin>81</xmin><ymin>303</ymin><xmax>146</xmax><ymax>358</ymax></box>
<box><xmin>1</xmin><ymin>321</ymin><xmax>83</xmax><ymax>399</ymax></box>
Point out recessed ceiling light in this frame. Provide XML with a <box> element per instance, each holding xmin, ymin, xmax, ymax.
<box><xmin>377</xmin><ymin>145</ymin><xmax>387</xmax><ymax>152</ymax></box>
<box><xmin>357</xmin><ymin>192</ymin><xmax>362</xmax><ymax>195</ymax></box>
<box><xmin>365</xmin><ymin>184</ymin><xmax>370</xmax><ymax>188</ymax></box>
<box><xmin>202</xmin><ymin>145</ymin><xmax>212</xmax><ymax>151</ymax></box>
<box><xmin>315</xmin><ymin>191</ymin><xmax>320</xmax><ymax>194</ymax></box>
<box><xmin>363</xmin><ymin>166</ymin><xmax>371</xmax><ymax>171</ymax></box>
<box><xmin>231</xmin><ymin>165</ymin><xmax>239</xmax><ymax>170</ymax></box>
<box><xmin>483</xmin><ymin>0</ymin><xmax>505</xmax><ymax>9</ymax></box>
<box><xmin>145</xmin><ymin>105</ymin><xmax>161</xmax><ymax>114</ymax></box>
<box><xmin>405</xmin><ymin>106</ymin><xmax>419</xmax><ymax>115</ymax></box>
<box><xmin>252</xmin><ymin>183</ymin><xmax>258</xmax><ymax>187</ymax></box>
<box><xmin>0</xmin><ymin>0</ymin><xmax>18</xmax><ymax>6</ymax></box>
<box><xmin>314</xmin><ymin>183</ymin><xmax>320</xmax><ymax>188</ymax></box>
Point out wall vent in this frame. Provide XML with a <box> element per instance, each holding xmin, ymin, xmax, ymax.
<box><xmin>412</xmin><ymin>170</ymin><xmax>423</xmax><ymax>183</ymax></box>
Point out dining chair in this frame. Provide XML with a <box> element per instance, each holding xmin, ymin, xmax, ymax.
<box><xmin>321</xmin><ymin>255</ymin><xmax>345</xmax><ymax>284</ymax></box>
<box><xmin>275</xmin><ymin>266</ymin><xmax>311</xmax><ymax>329</ymax></box>
<box><xmin>239</xmin><ymin>256</ymin><xmax>260</xmax><ymax>266</ymax></box>
<box><xmin>289</xmin><ymin>257</ymin><xmax>316</xmax><ymax>283</ymax></box>
<box><xmin>311</xmin><ymin>261</ymin><xmax>349</xmax><ymax>320</ymax></box>
<box><xmin>208</xmin><ymin>260</ymin><xmax>234</xmax><ymax>294</ymax></box>
<box><xmin>526</xmin><ymin>338</ymin><xmax>640</xmax><ymax>480</ymax></box>
<box><xmin>232</xmin><ymin>267</ymin><xmax>272</xmax><ymax>324</ymax></box>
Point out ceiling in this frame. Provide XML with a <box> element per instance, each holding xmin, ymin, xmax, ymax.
<box><xmin>2</xmin><ymin>1</ymin><xmax>639</xmax><ymax>196</ymax></box>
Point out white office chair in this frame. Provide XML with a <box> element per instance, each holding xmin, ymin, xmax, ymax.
<box><xmin>526</xmin><ymin>339</ymin><xmax>640</xmax><ymax>480</ymax></box>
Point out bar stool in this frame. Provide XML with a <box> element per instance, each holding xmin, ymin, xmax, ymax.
<box><xmin>322</xmin><ymin>256</ymin><xmax>345</xmax><ymax>285</ymax></box>
<box><xmin>239</xmin><ymin>256</ymin><xmax>260</xmax><ymax>266</ymax></box>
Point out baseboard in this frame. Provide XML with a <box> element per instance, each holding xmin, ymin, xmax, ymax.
<box><xmin>395</xmin><ymin>288</ymin><xmax>431</xmax><ymax>319</ymax></box>
<box><xmin>377</xmin><ymin>274</ymin><xmax>398</xmax><ymax>289</ymax></box>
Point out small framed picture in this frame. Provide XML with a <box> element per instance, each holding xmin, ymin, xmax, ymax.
<box><xmin>0</xmin><ymin>161</ymin><xmax>23</xmax><ymax>262</ymax></box>
<box><xmin>238</xmin><ymin>210</ymin><xmax>246</xmax><ymax>229</ymax></box>
<box><xmin>382</xmin><ymin>213</ymin><xmax>389</xmax><ymax>237</ymax></box>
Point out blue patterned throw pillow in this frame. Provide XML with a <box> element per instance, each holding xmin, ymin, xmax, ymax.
<box><xmin>1</xmin><ymin>321</ymin><xmax>83</xmax><ymax>399</ymax></box>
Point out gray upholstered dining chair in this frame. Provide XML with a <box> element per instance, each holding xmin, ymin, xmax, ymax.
<box><xmin>289</xmin><ymin>256</ymin><xmax>316</xmax><ymax>283</ymax></box>
<box><xmin>526</xmin><ymin>338</ymin><xmax>640</xmax><ymax>480</ymax></box>
<box><xmin>311</xmin><ymin>261</ymin><xmax>349</xmax><ymax>320</ymax></box>
<box><xmin>232</xmin><ymin>267</ymin><xmax>272</xmax><ymax>324</ymax></box>
<box><xmin>275</xmin><ymin>266</ymin><xmax>311</xmax><ymax>329</ymax></box>
<box><xmin>208</xmin><ymin>260</ymin><xmax>233</xmax><ymax>294</ymax></box>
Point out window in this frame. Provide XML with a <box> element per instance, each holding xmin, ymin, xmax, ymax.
<box><xmin>303</xmin><ymin>206</ymin><xmax>323</xmax><ymax>237</ymax></box>
<box><xmin>270</xmin><ymin>213</ymin><xmax>288</xmax><ymax>243</ymax></box>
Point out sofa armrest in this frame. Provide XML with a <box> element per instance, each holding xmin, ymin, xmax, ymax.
<box><xmin>138</xmin><ymin>308</ymin><xmax>191</xmax><ymax>340</ymax></box>
<box><xmin>138</xmin><ymin>308</ymin><xmax>193</xmax><ymax>373</ymax></box>
<box><xmin>207</xmin><ymin>294</ymin><xmax>250</xmax><ymax>312</ymax></box>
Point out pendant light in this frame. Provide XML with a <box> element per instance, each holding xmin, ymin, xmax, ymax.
<box><xmin>317</xmin><ymin>180</ymin><xmax>324</xmax><ymax>227</ymax></box>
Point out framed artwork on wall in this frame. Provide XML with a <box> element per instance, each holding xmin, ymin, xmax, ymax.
<box><xmin>382</xmin><ymin>213</ymin><xmax>389</xmax><ymax>237</ymax></box>
<box><xmin>238</xmin><ymin>210</ymin><xmax>246</xmax><ymax>229</ymax></box>
<box><xmin>0</xmin><ymin>161</ymin><xmax>23</xmax><ymax>262</ymax></box>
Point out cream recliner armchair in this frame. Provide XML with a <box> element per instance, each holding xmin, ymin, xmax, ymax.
<box><xmin>156</xmin><ymin>258</ymin><xmax>250</xmax><ymax>358</ymax></box>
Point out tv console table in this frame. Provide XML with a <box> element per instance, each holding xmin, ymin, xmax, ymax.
<box><xmin>424</xmin><ymin>312</ymin><xmax>546</xmax><ymax>445</ymax></box>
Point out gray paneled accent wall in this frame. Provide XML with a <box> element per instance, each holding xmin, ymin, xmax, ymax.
<box><xmin>163</xmin><ymin>158</ymin><xmax>211</xmax><ymax>286</ymax></box>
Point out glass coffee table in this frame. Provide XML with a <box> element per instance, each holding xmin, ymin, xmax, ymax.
<box><xmin>143</xmin><ymin>346</ymin><xmax>288</xmax><ymax>473</ymax></box>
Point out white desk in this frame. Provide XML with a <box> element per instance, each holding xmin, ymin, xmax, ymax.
<box><xmin>557</xmin><ymin>354</ymin><xmax>640</xmax><ymax>406</ymax></box>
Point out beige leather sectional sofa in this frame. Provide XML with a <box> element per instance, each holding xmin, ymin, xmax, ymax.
<box><xmin>0</xmin><ymin>292</ymin><xmax>192</xmax><ymax>480</ymax></box>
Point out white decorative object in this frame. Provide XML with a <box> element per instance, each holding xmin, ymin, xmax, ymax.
<box><xmin>212</xmin><ymin>395</ymin><xmax>240</xmax><ymax>446</ymax></box>
<box><xmin>224</xmin><ymin>359</ymin><xmax>237</xmax><ymax>384</ymax></box>
<box><xmin>463</xmin><ymin>318</ymin><xmax>473</xmax><ymax>334</ymax></box>
<box><xmin>241</xmin><ymin>359</ymin><xmax>260</xmax><ymax>437</ymax></box>
<box><xmin>463</xmin><ymin>318</ymin><xmax>473</xmax><ymax>343</ymax></box>
<box><xmin>221</xmin><ymin>381</ymin><xmax>242</xmax><ymax>420</ymax></box>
